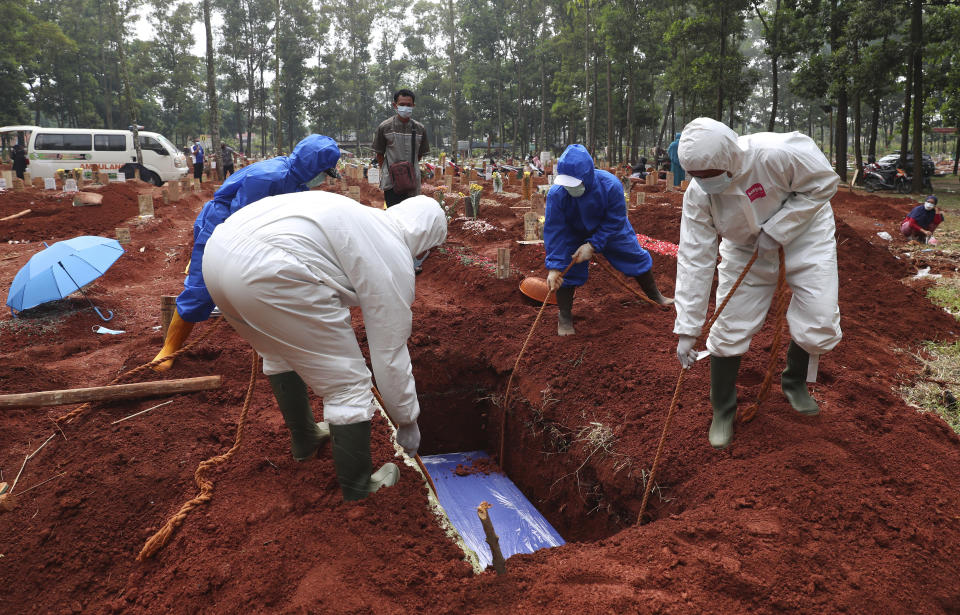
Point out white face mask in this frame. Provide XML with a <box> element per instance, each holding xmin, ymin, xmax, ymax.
<box><xmin>565</xmin><ymin>184</ymin><xmax>586</xmax><ymax>198</ymax></box>
<box><xmin>396</xmin><ymin>105</ymin><xmax>413</xmax><ymax>119</ymax></box>
<box><xmin>695</xmin><ymin>173</ymin><xmax>732</xmax><ymax>194</ymax></box>
<box><xmin>924</xmin><ymin>202</ymin><xmax>935</xmax><ymax>210</ymax></box>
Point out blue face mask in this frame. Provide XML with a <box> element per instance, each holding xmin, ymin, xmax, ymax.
<box><xmin>565</xmin><ymin>184</ymin><xmax>586</xmax><ymax>198</ymax></box>
<box><xmin>695</xmin><ymin>173</ymin><xmax>733</xmax><ymax>194</ymax></box>
<box><xmin>396</xmin><ymin>105</ymin><xmax>413</xmax><ymax>119</ymax></box>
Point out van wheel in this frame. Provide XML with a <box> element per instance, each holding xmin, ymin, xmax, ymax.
<box><xmin>139</xmin><ymin>169</ymin><xmax>160</xmax><ymax>186</ymax></box>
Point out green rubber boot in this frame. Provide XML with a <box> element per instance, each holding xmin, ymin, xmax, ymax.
<box><xmin>268</xmin><ymin>371</ymin><xmax>330</xmax><ymax>461</ymax></box>
<box><xmin>634</xmin><ymin>271</ymin><xmax>675</xmax><ymax>306</ymax></box>
<box><xmin>556</xmin><ymin>285</ymin><xmax>575</xmax><ymax>336</ymax></box>
<box><xmin>781</xmin><ymin>341</ymin><xmax>820</xmax><ymax>415</ymax></box>
<box><xmin>709</xmin><ymin>355</ymin><xmax>742</xmax><ymax>449</ymax></box>
<box><xmin>329</xmin><ymin>421</ymin><xmax>399</xmax><ymax>501</ymax></box>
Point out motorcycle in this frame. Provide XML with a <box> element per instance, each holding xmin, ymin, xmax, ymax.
<box><xmin>863</xmin><ymin>164</ymin><xmax>910</xmax><ymax>193</ymax></box>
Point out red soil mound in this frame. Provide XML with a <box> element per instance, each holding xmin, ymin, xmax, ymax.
<box><xmin>1</xmin><ymin>179</ymin><xmax>958</xmax><ymax>614</ymax></box>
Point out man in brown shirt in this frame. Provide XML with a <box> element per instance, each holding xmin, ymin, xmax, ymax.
<box><xmin>373</xmin><ymin>89</ymin><xmax>430</xmax><ymax>207</ymax></box>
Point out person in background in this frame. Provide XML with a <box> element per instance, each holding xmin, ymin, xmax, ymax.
<box><xmin>221</xmin><ymin>143</ymin><xmax>236</xmax><ymax>177</ymax></box>
<box><xmin>373</xmin><ymin>88</ymin><xmax>429</xmax><ymax>207</ymax></box>
<box><xmin>901</xmin><ymin>195</ymin><xmax>944</xmax><ymax>244</ymax></box>
<box><xmin>667</xmin><ymin>132</ymin><xmax>685</xmax><ymax>187</ymax></box>
<box><xmin>203</xmin><ymin>193</ymin><xmax>447</xmax><ymax>500</ymax></box>
<box><xmin>12</xmin><ymin>142</ymin><xmax>28</xmax><ymax>180</ymax></box>
<box><xmin>544</xmin><ymin>144</ymin><xmax>674</xmax><ymax>336</ymax></box>
<box><xmin>674</xmin><ymin>117</ymin><xmax>842</xmax><ymax>450</ymax></box>
<box><xmin>191</xmin><ymin>137</ymin><xmax>205</xmax><ymax>182</ymax></box>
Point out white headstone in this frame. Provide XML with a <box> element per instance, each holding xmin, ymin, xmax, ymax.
<box><xmin>64</xmin><ymin>178</ymin><xmax>78</xmax><ymax>193</ymax></box>
<box><xmin>367</xmin><ymin>167</ymin><xmax>380</xmax><ymax>184</ymax></box>
<box><xmin>44</xmin><ymin>177</ymin><xmax>56</xmax><ymax>190</ymax></box>
<box><xmin>485</xmin><ymin>169</ymin><xmax>493</xmax><ymax>181</ymax></box>
<box><xmin>113</xmin><ymin>174</ymin><xmax>126</xmax><ymax>183</ymax></box>
<box><xmin>0</xmin><ymin>178</ymin><xmax>6</xmax><ymax>189</ymax></box>
<box><xmin>210</xmin><ymin>161</ymin><xmax>216</xmax><ymax>168</ymax></box>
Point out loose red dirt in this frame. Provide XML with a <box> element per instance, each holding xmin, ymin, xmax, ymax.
<box><xmin>1</xmin><ymin>175</ymin><xmax>959</xmax><ymax>614</ymax></box>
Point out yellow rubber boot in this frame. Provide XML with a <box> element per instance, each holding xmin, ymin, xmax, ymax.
<box><xmin>152</xmin><ymin>312</ymin><xmax>195</xmax><ymax>372</ymax></box>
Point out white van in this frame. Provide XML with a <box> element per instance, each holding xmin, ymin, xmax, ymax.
<box><xmin>0</xmin><ymin>125</ymin><xmax>188</xmax><ymax>185</ymax></box>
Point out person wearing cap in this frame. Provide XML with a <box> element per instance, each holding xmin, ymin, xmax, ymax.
<box><xmin>203</xmin><ymin>192</ymin><xmax>447</xmax><ymax>501</ymax></box>
<box><xmin>544</xmin><ymin>144</ymin><xmax>674</xmax><ymax>336</ymax></box>
<box><xmin>673</xmin><ymin>117</ymin><xmax>842</xmax><ymax>449</ymax></box>
<box><xmin>900</xmin><ymin>195</ymin><xmax>944</xmax><ymax>244</ymax></box>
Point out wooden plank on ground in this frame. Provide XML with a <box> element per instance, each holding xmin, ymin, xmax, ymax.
<box><xmin>0</xmin><ymin>376</ymin><xmax>223</xmax><ymax>409</ymax></box>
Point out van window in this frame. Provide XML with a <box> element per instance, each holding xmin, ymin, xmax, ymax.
<box><xmin>95</xmin><ymin>134</ymin><xmax>127</xmax><ymax>151</ymax></box>
<box><xmin>35</xmin><ymin>133</ymin><xmax>92</xmax><ymax>151</ymax></box>
<box><xmin>139</xmin><ymin>135</ymin><xmax>169</xmax><ymax>156</ymax></box>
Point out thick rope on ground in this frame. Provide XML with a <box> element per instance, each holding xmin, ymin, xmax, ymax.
<box><xmin>137</xmin><ymin>348</ymin><xmax>257</xmax><ymax>561</ymax></box>
<box><xmin>498</xmin><ymin>261</ymin><xmax>574</xmax><ymax>468</ymax></box>
<box><xmin>55</xmin><ymin>317</ymin><xmax>226</xmax><ymax>425</ymax></box>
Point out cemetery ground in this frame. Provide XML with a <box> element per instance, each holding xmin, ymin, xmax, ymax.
<box><xmin>1</xmin><ymin>171</ymin><xmax>959</xmax><ymax>613</ymax></box>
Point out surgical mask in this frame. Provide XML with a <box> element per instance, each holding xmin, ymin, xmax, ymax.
<box><xmin>565</xmin><ymin>184</ymin><xmax>586</xmax><ymax>198</ymax></box>
<box><xmin>695</xmin><ymin>173</ymin><xmax>733</xmax><ymax>194</ymax></box>
<box><xmin>396</xmin><ymin>105</ymin><xmax>413</xmax><ymax>119</ymax></box>
<box><xmin>924</xmin><ymin>202</ymin><xmax>935</xmax><ymax>210</ymax></box>
<box><xmin>306</xmin><ymin>173</ymin><xmax>326</xmax><ymax>188</ymax></box>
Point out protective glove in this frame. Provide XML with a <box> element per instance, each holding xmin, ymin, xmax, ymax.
<box><xmin>546</xmin><ymin>269</ymin><xmax>563</xmax><ymax>292</ymax></box>
<box><xmin>676</xmin><ymin>335</ymin><xmax>697</xmax><ymax>369</ymax></box>
<box><xmin>396</xmin><ymin>421</ymin><xmax>421</xmax><ymax>457</ymax></box>
<box><xmin>572</xmin><ymin>242</ymin><xmax>595</xmax><ymax>264</ymax></box>
<box><xmin>325</xmin><ymin>167</ymin><xmax>341</xmax><ymax>179</ymax></box>
<box><xmin>757</xmin><ymin>230</ymin><xmax>780</xmax><ymax>255</ymax></box>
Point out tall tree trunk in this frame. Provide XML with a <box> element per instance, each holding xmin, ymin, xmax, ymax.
<box><xmin>203</xmin><ymin>0</ymin><xmax>221</xmax><ymax>178</ymax></box>
<box><xmin>113</xmin><ymin>5</ymin><xmax>141</xmax><ymax>166</ymax></box>
<box><xmin>853</xmin><ymin>90</ymin><xmax>862</xmax><ymax>183</ymax></box>
<box><xmin>98</xmin><ymin>0</ymin><xmax>113</xmax><ymax>128</ymax></box>
<box><xmin>910</xmin><ymin>0</ymin><xmax>923</xmax><ymax>193</ymax></box>
<box><xmin>868</xmin><ymin>91</ymin><xmax>880</xmax><ymax>160</ymax></box>
<box><xmin>717</xmin><ymin>7</ymin><xmax>727</xmax><ymax>120</ymax></box>
<box><xmin>830</xmin><ymin>0</ymin><xmax>846</xmax><ymax>180</ymax></box>
<box><xmin>606</xmin><ymin>59</ymin><xmax>612</xmax><ymax>164</ymax></box>
<box><xmin>274</xmin><ymin>0</ymin><xmax>281</xmax><ymax>156</ymax></box>
<box><xmin>899</xmin><ymin>59</ymin><xmax>912</xmax><ymax>167</ymax></box>
<box><xmin>446</xmin><ymin>0</ymin><xmax>458</xmax><ymax>160</ymax></box>
<box><xmin>584</xmin><ymin>0</ymin><xmax>591</xmax><ymax>153</ymax></box>
<box><xmin>539</xmin><ymin>54</ymin><xmax>546</xmax><ymax>155</ymax></box>
<box><xmin>768</xmin><ymin>55</ymin><xmax>779</xmax><ymax>131</ymax></box>
<box><xmin>626</xmin><ymin>65</ymin><xmax>635</xmax><ymax>162</ymax></box>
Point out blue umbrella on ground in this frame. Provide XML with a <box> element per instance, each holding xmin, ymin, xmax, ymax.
<box><xmin>6</xmin><ymin>235</ymin><xmax>124</xmax><ymax>321</ymax></box>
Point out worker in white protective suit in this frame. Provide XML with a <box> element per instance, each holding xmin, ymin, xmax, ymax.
<box><xmin>202</xmin><ymin>192</ymin><xmax>447</xmax><ymax>500</ymax></box>
<box><xmin>673</xmin><ymin>117</ymin><xmax>842</xmax><ymax>449</ymax></box>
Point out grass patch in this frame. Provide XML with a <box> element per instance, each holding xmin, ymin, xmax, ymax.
<box><xmin>900</xmin><ymin>340</ymin><xmax>960</xmax><ymax>434</ymax></box>
<box><xmin>927</xmin><ymin>276</ymin><xmax>960</xmax><ymax>316</ymax></box>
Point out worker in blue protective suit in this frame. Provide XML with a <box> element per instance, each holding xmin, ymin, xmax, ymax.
<box><xmin>153</xmin><ymin>134</ymin><xmax>341</xmax><ymax>372</ymax></box>
<box><xmin>667</xmin><ymin>132</ymin><xmax>685</xmax><ymax>187</ymax></box>
<box><xmin>544</xmin><ymin>144</ymin><xmax>674</xmax><ymax>336</ymax></box>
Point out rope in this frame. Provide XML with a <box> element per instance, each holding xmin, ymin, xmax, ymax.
<box><xmin>371</xmin><ymin>386</ymin><xmax>439</xmax><ymax>498</ymax></box>
<box><xmin>137</xmin><ymin>348</ymin><xmax>257</xmax><ymax>561</ymax></box>
<box><xmin>593</xmin><ymin>256</ymin><xmax>669</xmax><ymax>310</ymax></box>
<box><xmin>55</xmin><ymin>317</ymin><xmax>226</xmax><ymax>425</ymax></box>
<box><xmin>498</xmin><ymin>261</ymin><xmax>575</xmax><ymax>468</ymax></box>
<box><xmin>637</xmin><ymin>248</ymin><xmax>762</xmax><ymax>524</ymax></box>
<box><xmin>738</xmin><ymin>248</ymin><xmax>788</xmax><ymax>422</ymax></box>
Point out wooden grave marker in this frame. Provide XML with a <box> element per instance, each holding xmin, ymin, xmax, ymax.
<box><xmin>523</xmin><ymin>212</ymin><xmax>539</xmax><ymax>241</ymax></box>
<box><xmin>496</xmin><ymin>248</ymin><xmax>510</xmax><ymax>280</ymax></box>
<box><xmin>138</xmin><ymin>194</ymin><xmax>155</xmax><ymax>217</ymax></box>
<box><xmin>115</xmin><ymin>227</ymin><xmax>131</xmax><ymax>244</ymax></box>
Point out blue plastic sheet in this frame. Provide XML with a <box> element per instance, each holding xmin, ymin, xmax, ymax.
<box><xmin>421</xmin><ymin>451</ymin><xmax>564</xmax><ymax>570</ymax></box>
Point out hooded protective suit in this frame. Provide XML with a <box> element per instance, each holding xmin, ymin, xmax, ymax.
<box><xmin>177</xmin><ymin>134</ymin><xmax>341</xmax><ymax>322</ymax></box>
<box><xmin>667</xmin><ymin>132</ymin><xmax>685</xmax><ymax>186</ymax></box>
<box><xmin>544</xmin><ymin>145</ymin><xmax>652</xmax><ymax>285</ymax></box>
<box><xmin>674</xmin><ymin>117</ymin><xmax>842</xmax><ymax>357</ymax></box>
<box><xmin>202</xmin><ymin>193</ymin><xmax>447</xmax><ymax>430</ymax></box>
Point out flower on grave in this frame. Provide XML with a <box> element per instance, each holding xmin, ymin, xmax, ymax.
<box><xmin>469</xmin><ymin>183</ymin><xmax>483</xmax><ymax>194</ymax></box>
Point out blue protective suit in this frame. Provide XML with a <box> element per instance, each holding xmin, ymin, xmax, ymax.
<box><xmin>176</xmin><ymin>134</ymin><xmax>341</xmax><ymax>322</ymax></box>
<box><xmin>543</xmin><ymin>144</ymin><xmax>652</xmax><ymax>287</ymax></box>
<box><xmin>667</xmin><ymin>132</ymin><xmax>685</xmax><ymax>186</ymax></box>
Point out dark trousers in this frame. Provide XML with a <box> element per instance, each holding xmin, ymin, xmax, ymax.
<box><xmin>223</xmin><ymin>165</ymin><xmax>235</xmax><ymax>177</ymax></box>
<box><xmin>384</xmin><ymin>188</ymin><xmax>414</xmax><ymax>208</ymax></box>
<box><xmin>193</xmin><ymin>162</ymin><xmax>203</xmax><ymax>179</ymax></box>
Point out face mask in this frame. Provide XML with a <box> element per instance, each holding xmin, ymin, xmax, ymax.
<box><xmin>565</xmin><ymin>184</ymin><xmax>586</xmax><ymax>198</ymax></box>
<box><xmin>396</xmin><ymin>105</ymin><xmax>413</xmax><ymax>119</ymax></box>
<box><xmin>924</xmin><ymin>202</ymin><xmax>935</xmax><ymax>210</ymax></box>
<box><xmin>306</xmin><ymin>173</ymin><xmax>326</xmax><ymax>188</ymax></box>
<box><xmin>695</xmin><ymin>173</ymin><xmax>733</xmax><ymax>194</ymax></box>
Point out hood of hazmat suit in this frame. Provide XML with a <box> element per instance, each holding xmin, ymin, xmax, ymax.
<box><xmin>672</xmin><ymin>117</ymin><xmax>841</xmax><ymax>356</ymax></box>
<box><xmin>203</xmin><ymin>191</ymin><xmax>446</xmax><ymax>427</ymax></box>
<box><xmin>177</xmin><ymin>134</ymin><xmax>341</xmax><ymax>322</ymax></box>
<box><xmin>544</xmin><ymin>145</ymin><xmax>637</xmax><ymax>272</ymax></box>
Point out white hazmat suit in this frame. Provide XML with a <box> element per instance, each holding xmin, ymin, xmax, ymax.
<box><xmin>674</xmin><ymin>118</ymin><xmax>842</xmax><ymax>360</ymax></box>
<box><xmin>202</xmin><ymin>192</ymin><xmax>447</xmax><ymax>454</ymax></box>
